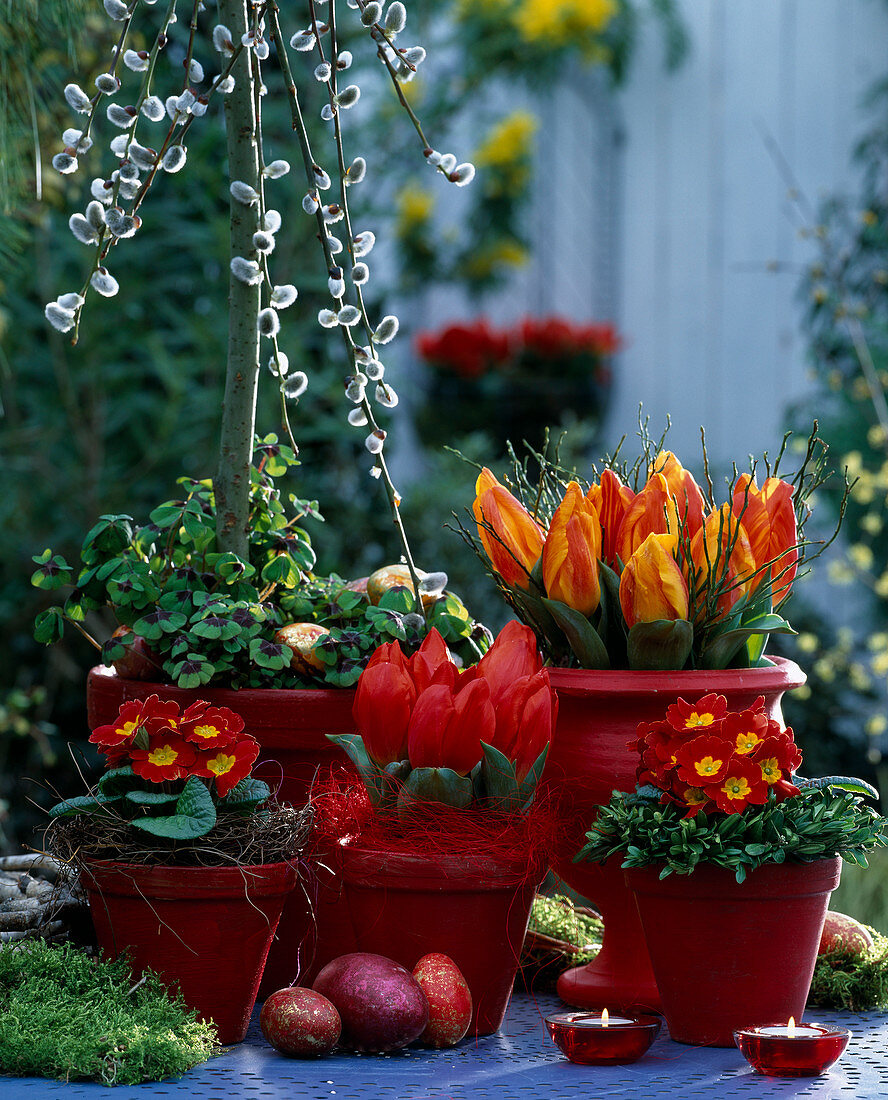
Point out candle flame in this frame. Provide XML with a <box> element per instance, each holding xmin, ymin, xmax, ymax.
<box><xmin>601</xmin><ymin>1008</ymin><xmax>609</xmax><ymax>1028</ymax></box>
<box><xmin>787</xmin><ymin>1016</ymin><xmax>796</xmax><ymax>1038</ymax></box>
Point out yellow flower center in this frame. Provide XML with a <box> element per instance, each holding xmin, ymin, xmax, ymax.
<box><xmin>759</xmin><ymin>757</ymin><xmax>780</xmax><ymax>783</ymax></box>
<box><xmin>721</xmin><ymin>776</ymin><xmax>751</xmax><ymax>800</ymax></box>
<box><xmin>207</xmin><ymin>753</ymin><xmax>236</xmax><ymax>777</ymax></box>
<box><xmin>694</xmin><ymin>755</ymin><xmax>723</xmax><ymax>777</ymax></box>
<box><xmin>685</xmin><ymin>788</ymin><xmax>708</xmax><ymax>805</ymax></box>
<box><xmin>736</xmin><ymin>731</ymin><xmax>762</xmax><ymax>754</ymax></box>
<box><xmin>118</xmin><ymin>720</ymin><xmax>139</xmax><ymax>737</ymax></box>
<box><xmin>686</xmin><ymin>712</ymin><xmax>715</xmax><ymax>728</ymax></box>
<box><xmin>147</xmin><ymin>744</ymin><xmax>178</xmax><ymax>767</ymax></box>
<box><xmin>192</xmin><ymin>724</ymin><xmax>222</xmax><ymax>741</ymax></box>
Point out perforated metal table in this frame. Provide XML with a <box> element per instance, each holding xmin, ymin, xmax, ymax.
<box><xmin>3</xmin><ymin>994</ymin><xmax>886</xmax><ymax>1099</ymax></box>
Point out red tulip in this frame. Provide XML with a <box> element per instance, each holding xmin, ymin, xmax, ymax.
<box><xmin>490</xmin><ymin>671</ymin><xmax>555</xmax><ymax>781</ymax></box>
<box><xmin>731</xmin><ymin>474</ymin><xmax>798</xmax><ymax>607</ymax></box>
<box><xmin>474</xmin><ymin>620</ymin><xmax>543</xmax><ymax>706</ymax></box>
<box><xmin>353</xmin><ymin>657</ymin><xmax>417</xmax><ymax>766</ymax></box>
<box><xmin>407</xmin><ymin>679</ymin><xmax>493</xmax><ymax>776</ymax></box>
<box><xmin>409</xmin><ymin>629</ymin><xmax>457</xmax><ymax>692</ymax></box>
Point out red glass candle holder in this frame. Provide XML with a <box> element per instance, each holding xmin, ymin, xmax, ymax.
<box><xmin>734</xmin><ymin>1022</ymin><xmax>851</xmax><ymax>1077</ymax></box>
<box><xmin>546</xmin><ymin>1011</ymin><xmax>661</xmax><ymax>1065</ymax></box>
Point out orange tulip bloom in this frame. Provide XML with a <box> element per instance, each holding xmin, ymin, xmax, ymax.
<box><xmin>731</xmin><ymin>474</ymin><xmax>798</xmax><ymax>606</ymax></box>
<box><xmin>649</xmin><ymin>451</ymin><xmax>706</xmax><ymax>534</ymax></box>
<box><xmin>542</xmin><ymin>481</ymin><xmax>602</xmax><ymax>615</ymax></box>
<box><xmin>688</xmin><ymin>504</ymin><xmax>756</xmax><ymax>619</ymax></box>
<box><xmin>616</xmin><ymin>473</ymin><xmax>682</xmax><ymax>565</ymax></box>
<box><xmin>619</xmin><ymin>532</ymin><xmax>690</xmax><ymax>627</ymax></box>
<box><xmin>473</xmin><ymin>468</ymin><xmax>545</xmax><ymax>589</ymax></box>
<box><xmin>586</xmin><ymin>468</ymin><xmax>635</xmax><ymax>567</ymax></box>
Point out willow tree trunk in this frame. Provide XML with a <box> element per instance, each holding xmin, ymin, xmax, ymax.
<box><xmin>215</xmin><ymin>0</ymin><xmax>262</xmax><ymax>560</ymax></box>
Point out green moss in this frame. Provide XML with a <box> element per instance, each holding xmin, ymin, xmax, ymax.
<box><xmin>0</xmin><ymin>942</ymin><xmax>219</xmax><ymax>1085</ymax></box>
<box><xmin>808</xmin><ymin>928</ymin><xmax>888</xmax><ymax>1012</ymax></box>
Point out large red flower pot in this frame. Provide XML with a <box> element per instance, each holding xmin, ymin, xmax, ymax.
<box><xmin>541</xmin><ymin>658</ymin><xmax>806</xmax><ymax>1012</ymax></box>
<box><xmin>81</xmin><ymin>860</ymin><xmax>298</xmax><ymax>1043</ymax></box>
<box><xmin>625</xmin><ymin>858</ymin><xmax>841</xmax><ymax>1046</ymax></box>
<box><xmin>86</xmin><ymin>667</ymin><xmax>359</xmax><ymax>996</ymax></box>
<box><xmin>337</xmin><ymin>845</ymin><xmax>544</xmax><ymax>1036</ymax></box>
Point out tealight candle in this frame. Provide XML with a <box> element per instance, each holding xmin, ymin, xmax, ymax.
<box><xmin>734</xmin><ymin>1017</ymin><xmax>851</xmax><ymax>1077</ymax></box>
<box><xmin>546</xmin><ymin>1009</ymin><xmax>662</xmax><ymax>1065</ymax></box>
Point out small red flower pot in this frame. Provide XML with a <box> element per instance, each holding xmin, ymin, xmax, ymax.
<box><xmin>337</xmin><ymin>845</ymin><xmax>544</xmax><ymax>1036</ymax></box>
<box><xmin>540</xmin><ymin>658</ymin><xmax>806</xmax><ymax>1013</ymax></box>
<box><xmin>86</xmin><ymin>667</ymin><xmax>360</xmax><ymax>996</ymax></box>
<box><xmin>625</xmin><ymin>858</ymin><xmax>841</xmax><ymax>1047</ymax></box>
<box><xmin>82</xmin><ymin>860</ymin><xmax>298</xmax><ymax>1043</ymax></box>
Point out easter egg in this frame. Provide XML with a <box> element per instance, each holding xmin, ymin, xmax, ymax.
<box><xmin>412</xmin><ymin>953</ymin><xmax>473</xmax><ymax>1047</ymax></box>
<box><xmin>313</xmin><ymin>952</ymin><xmax>429</xmax><ymax>1053</ymax></box>
<box><xmin>274</xmin><ymin>622</ymin><xmax>331</xmax><ymax>674</ymax></box>
<box><xmin>259</xmin><ymin>987</ymin><xmax>341</xmax><ymax>1057</ymax></box>
<box><xmin>819</xmin><ymin>911</ymin><xmax>874</xmax><ymax>955</ymax></box>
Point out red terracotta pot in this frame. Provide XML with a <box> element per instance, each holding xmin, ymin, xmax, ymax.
<box><xmin>81</xmin><ymin>860</ymin><xmax>298</xmax><ymax>1043</ymax></box>
<box><xmin>86</xmin><ymin>667</ymin><xmax>359</xmax><ymax>996</ymax></box>
<box><xmin>541</xmin><ymin>658</ymin><xmax>806</xmax><ymax>1013</ymax></box>
<box><xmin>337</xmin><ymin>845</ymin><xmax>544</xmax><ymax>1036</ymax></box>
<box><xmin>625</xmin><ymin>858</ymin><xmax>841</xmax><ymax>1046</ymax></box>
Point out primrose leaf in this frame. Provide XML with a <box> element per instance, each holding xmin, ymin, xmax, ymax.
<box><xmin>131</xmin><ymin>776</ymin><xmax>216</xmax><ymax>839</ymax></box>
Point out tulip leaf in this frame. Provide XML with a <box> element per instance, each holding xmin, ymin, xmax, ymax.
<box><xmin>626</xmin><ymin>619</ymin><xmax>694</xmax><ymax>670</ymax></box>
<box><xmin>517</xmin><ymin>744</ymin><xmax>550</xmax><ymax>810</ymax></box>
<box><xmin>327</xmin><ymin>734</ymin><xmax>398</xmax><ymax>806</ymax></box>
<box><xmin>507</xmin><ymin>582</ymin><xmax>561</xmax><ymax>649</ymax></box>
<box><xmin>596</xmin><ymin>561</ymin><xmax>628</xmax><ymax>665</ymax></box>
<box><xmin>478</xmin><ymin>741</ymin><xmax>521</xmax><ymax>810</ymax></box>
<box><xmin>542</xmin><ymin>598</ymin><xmax>610</xmax><ymax>669</ymax></box>
<box><xmin>398</xmin><ymin>767</ymin><xmax>473</xmax><ymax>811</ymax></box>
<box><xmin>700</xmin><ymin>614</ymin><xmax>795</xmax><ymax>670</ymax></box>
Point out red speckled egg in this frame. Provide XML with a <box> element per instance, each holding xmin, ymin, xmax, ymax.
<box><xmin>260</xmin><ymin>987</ymin><xmax>341</xmax><ymax>1057</ymax></box>
<box><xmin>412</xmin><ymin>953</ymin><xmax>473</xmax><ymax>1048</ymax></box>
<box><xmin>313</xmin><ymin>952</ymin><xmax>429</xmax><ymax>1053</ymax></box>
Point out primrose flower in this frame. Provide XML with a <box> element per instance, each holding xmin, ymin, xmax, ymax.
<box><xmin>131</xmin><ymin>734</ymin><xmax>198</xmax><ymax>783</ymax></box>
<box><xmin>193</xmin><ymin>738</ymin><xmax>260</xmax><ymax>797</ymax></box>
<box><xmin>666</xmin><ymin>693</ymin><xmax>728</xmax><ymax>732</ymax></box>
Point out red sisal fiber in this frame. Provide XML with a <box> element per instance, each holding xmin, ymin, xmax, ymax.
<box><xmin>307</xmin><ymin>770</ymin><xmax>562</xmax><ymax>887</ymax></box>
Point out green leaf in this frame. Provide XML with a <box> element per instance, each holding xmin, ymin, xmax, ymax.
<box><xmin>125</xmin><ymin>790</ymin><xmax>180</xmax><ymax>806</ymax></box>
<box><xmin>30</xmin><ymin>551</ymin><xmax>72</xmax><ymax>591</ymax></box>
<box><xmin>377</xmin><ymin>586</ymin><xmax>416</xmax><ymax>614</ymax></box>
<box><xmin>220</xmin><ymin>777</ymin><xmax>271</xmax><ymax>811</ymax></box>
<box><xmin>48</xmin><ymin>793</ymin><xmax>120</xmax><ymax>818</ymax></box>
<box><xmin>98</xmin><ymin>767</ymin><xmax>140</xmax><ymax>796</ymax></box>
<box><xmin>478</xmin><ymin>741</ymin><xmax>519</xmax><ymax>805</ymax></box>
<box><xmin>260</xmin><ymin>554</ymin><xmax>301</xmax><ymax>588</ymax></box>
<box><xmin>131</xmin><ymin>777</ymin><xmax>217</xmax><ymax>839</ymax></box>
<box><xmin>542</xmin><ymin>597</ymin><xmax>610</xmax><ymax>669</ymax></box>
<box><xmin>327</xmin><ymin>733</ymin><xmax>399</xmax><ymax>806</ymax></box>
<box><xmin>398</xmin><ymin>767</ymin><xmax>473</xmax><ymax>810</ymax></box>
<box><xmin>700</xmin><ymin>615</ymin><xmax>795</xmax><ymax>670</ymax></box>
<box><xmin>33</xmin><ymin>607</ymin><xmax>64</xmax><ymax>645</ymax></box>
<box><xmin>626</xmin><ymin>619</ymin><xmax>694</xmax><ymax>670</ymax></box>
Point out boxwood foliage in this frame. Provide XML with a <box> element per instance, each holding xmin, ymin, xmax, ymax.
<box><xmin>577</xmin><ymin>786</ymin><xmax>888</xmax><ymax>883</ymax></box>
<box><xmin>0</xmin><ymin>942</ymin><xmax>219</xmax><ymax>1085</ymax></box>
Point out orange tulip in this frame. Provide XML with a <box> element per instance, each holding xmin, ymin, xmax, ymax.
<box><xmin>619</xmin><ymin>532</ymin><xmax>690</xmax><ymax>627</ymax></box>
<box><xmin>586</xmin><ymin>468</ymin><xmax>635</xmax><ymax>567</ymax></box>
<box><xmin>688</xmin><ymin>504</ymin><xmax>756</xmax><ymax>619</ymax></box>
<box><xmin>731</xmin><ymin>474</ymin><xmax>798</xmax><ymax>606</ymax></box>
<box><xmin>541</xmin><ymin>482</ymin><xmax>602</xmax><ymax>615</ymax></box>
<box><xmin>473</xmin><ymin>468</ymin><xmax>545</xmax><ymax>589</ymax></box>
<box><xmin>649</xmin><ymin>451</ymin><xmax>706</xmax><ymax>534</ymax></box>
<box><xmin>616</xmin><ymin>473</ymin><xmax>682</xmax><ymax>565</ymax></box>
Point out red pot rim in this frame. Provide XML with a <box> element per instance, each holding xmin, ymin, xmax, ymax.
<box><xmin>88</xmin><ymin>665</ymin><xmax>355</xmax><ymax>708</ymax></box>
<box><xmin>336</xmin><ymin>843</ymin><xmax>545</xmax><ymax>892</ymax></box>
<box><xmin>548</xmin><ymin>656</ymin><xmax>805</xmax><ymax>698</ymax></box>
<box><xmin>625</xmin><ymin>856</ymin><xmax>841</xmax><ymax>899</ymax></box>
<box><xmin>80</xmin><ymin>858</ymin><xmax>299</xmax><ymax>899</ymax></box>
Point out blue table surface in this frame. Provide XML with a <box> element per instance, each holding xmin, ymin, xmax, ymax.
<box><xmin>2</xmin><ymin>993</ymin><xmax>886</xmax><ymax>1100</ymax></box>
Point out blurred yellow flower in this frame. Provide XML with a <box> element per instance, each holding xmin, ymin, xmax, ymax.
<box><xmin>395</xmin><ymin>184</ymin><xmax>434</xmax><ymax>236</ymax></box>
<box><xmin>870</xmin><ymin>651</ymin><xmax>888</xmax><ymax>676</ymax></box>
<box><xmin>866</xmin><ymin>714</ymin><xmax>888</xmax><ymax>736</ymax></box>
<box><xmin>868</xmin><ymin>425</ymin><xmax>888</xmax><ymax>448</ymax></box>
<box><xmin>827</xmin><ymin>559</ymin><xmax>855</xmax><ymax>585</ymax></box>
<box><xmin>860</xmin><ymin>512</ymin><xmax>883</xmax><ymax>535</ymax></box>
<box><xmin>861</xmin><ymin>209</ymin><xmax>878</xmax><ymax>226</ymax></box>
<box><xmin>850</xmin><ymin>662</ymin><xmax>872</xmax><ymax>691</ymax></box>
<box><xmin>813</xmin><ymin>657</ymin><xmax>836</xmax><ymax>683</ymax></box>
<box><xmin>512</xmin><ymin>0</ymin><xmax>617</xmax><ymax>46</ymax></box>
<box><xmin>474</xmin><ymin>110</ymin><xmax>538</xmax><ymax>168</ymax></box>
<box><xmin>848</xmin><ymin>543</ymin><xmax>875</xmax><ymax>571</ymax></box>
<box><xmin>465</xmin><ymin>239</ymin><xmax>529</xmax><ymax>280</ymax></box>
<box><xmin>876</xmin><ymin>570</ymin><xmax>888</xmax><ymax>598</ymax></box>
